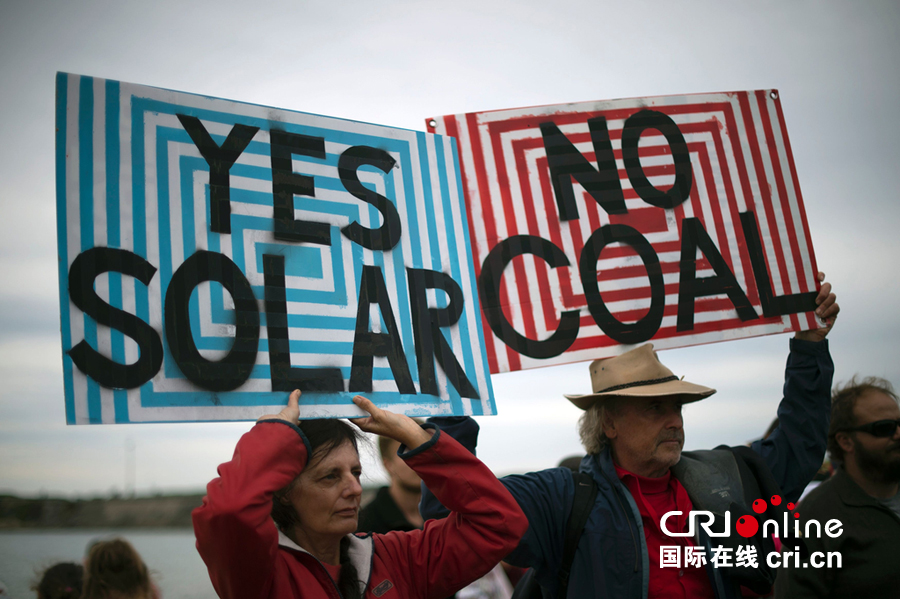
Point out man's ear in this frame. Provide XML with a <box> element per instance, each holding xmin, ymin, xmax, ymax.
<box><xmin>602</xmin><ymin>408</ymin><xmax>617</xmax><ymax>440</ymax></box>
<box><xmin>836</xmin><ymin>432</ymin><xmax>854</xmax><ymax>456</ymax></box>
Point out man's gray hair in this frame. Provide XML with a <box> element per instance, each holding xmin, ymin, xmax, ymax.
<box><xmin>578</xmin><ymin>398</ymin><xmax>621</xmax><ymax>454</ymax></box>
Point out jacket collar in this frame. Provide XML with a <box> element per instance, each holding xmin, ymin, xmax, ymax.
<box><xmin>584</xmin><ymin>448</ymin><xmax>620</xmax><ymax>489</ymax></box>
<box><xmin>832</xmin><ymin>466</ymin><xmax>894</xmax><ymax>509</ymax></box>
<box><xmin>278</xmin><ymin>530</ymin><xmax>374</xmax><ymax>595</ymax></box>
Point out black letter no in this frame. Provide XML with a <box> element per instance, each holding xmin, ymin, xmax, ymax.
<box><xmin>621</xmin><ymin>109</ymin><xmax>693</xmax><ymax>210</ymax></box>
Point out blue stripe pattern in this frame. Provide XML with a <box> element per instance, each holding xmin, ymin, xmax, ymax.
<box><xmin>77</xmin><ymin>77</ymin><xmax>103</xmax><ymax>424</ymax></box>
<box><xmin>104</xmin><ymin>79</ymin><xmax>129</xmax><ymax>423</ymax></box>
<box><xmin>56</xmin><ymin>73</ymin><xmax>495</xmax><ymax>422</ymax></box>
<box><xmin>56</xmin><ymin>73</ymin><xmax>75</xmax><ymax>424</ymax></box>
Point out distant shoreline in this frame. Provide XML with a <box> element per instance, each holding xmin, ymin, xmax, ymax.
<box><xmin>0</xmin><ymin>487</ymin><xmax>379</xmax><ymax>529</ymax></box>
<box><xmin>0</xmin><ymin>494</ymin><xmax>204</xmax><ymax>529</ymax></box>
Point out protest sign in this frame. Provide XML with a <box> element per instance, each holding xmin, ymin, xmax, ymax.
<box><xmin>56</xmin><ymin>73</ymin><xmax>493</xmax><ymax>424</ymax></box>
<box><xmin>427</xmin><ymin>91</ymin><xmax>821</xmax><ymax>373</ymax></box>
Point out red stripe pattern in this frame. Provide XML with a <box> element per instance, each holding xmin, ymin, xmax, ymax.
<box><xmin>428</xmin><ymin>91</ymin><xmax>820</xmax><ymax>374</ymax></box>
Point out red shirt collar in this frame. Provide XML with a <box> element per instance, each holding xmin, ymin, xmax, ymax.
<box><xmin>614</xmin><ymin>462</ymin><xmax>672</xmax><ymax>493</ymax></box>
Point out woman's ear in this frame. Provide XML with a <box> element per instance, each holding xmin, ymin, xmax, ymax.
<box><xmin>275</xmin><ymin>476</ymin><xmax>300</xmax><ymax>505</ymax></box>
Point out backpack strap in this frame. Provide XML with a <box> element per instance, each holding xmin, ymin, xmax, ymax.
<box><xmin>557</xmin><ymin>471</ymin><xmax>598</xmax><ymax>598</ymax></box>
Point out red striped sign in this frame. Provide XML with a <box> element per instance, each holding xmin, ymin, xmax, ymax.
<box><xmin>427</xmin><ymin>91</ymin><xmax>821</xmax><ymax>374</ymax></box>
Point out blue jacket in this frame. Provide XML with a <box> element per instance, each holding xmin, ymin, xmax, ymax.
<box><xmin>422</xmin><ymin>339</ymin><xmax>834</xmax><ymax>599</ymax></box>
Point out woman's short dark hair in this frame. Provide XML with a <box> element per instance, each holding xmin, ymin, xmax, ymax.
<box><xmin>271</xmin><ymin>419</ymin><xmax>364</xmax><ymax>531</ymax></box>
<box><xmin>271</xmin><ymin>419</ymin><xmax>366</xmax><ymax>599</ymax></box>
<box><xmin>32</xmin><ymin>562</ymin><xmax>83</xmax><ymax>599</ymax></box>
<box><xmin>828</xmin><ymin>376</ymin><xmax>898</xmax><ymax>463</ymax></box>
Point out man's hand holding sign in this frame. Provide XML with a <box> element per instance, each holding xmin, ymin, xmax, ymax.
<box><xmin>794</xmin><ymin>271</ymin><xmax>838</xmax><ymax>342</ymax></box>
<box><xmin>420</xmin><ymin>94</ymin><xmax>839</xmax><ymax>598</ymax></box>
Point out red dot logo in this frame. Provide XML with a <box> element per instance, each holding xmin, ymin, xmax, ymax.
<box><xmin>787</xmin><ymin>502</ymin><xmax>796</xmax><ymax>511</ymax></box>
<box><xmin>752</xmin><ymin>498</ymin><xmax>767</xmax><ymax>514</ymax></box>
<box><xmin>770</xmin><ymin>495</ymin><xmax>782</xmax><ymax>506</ymax></box>
<box><xmin>736</xmin><ymin>515</ymin><xmax>759</xmax><ymax>538</ymax></box>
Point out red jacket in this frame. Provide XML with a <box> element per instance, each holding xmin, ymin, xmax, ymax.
<box><xmin>193</xmin><ymin>420</ymin><xmax>527</xmax><ymax>599</ymax></box>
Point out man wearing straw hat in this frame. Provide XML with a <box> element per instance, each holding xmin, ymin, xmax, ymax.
<box><xmin>423</xmin><ymin>275</ymin><xmax>838</xmax><ymax>599</ymax></box>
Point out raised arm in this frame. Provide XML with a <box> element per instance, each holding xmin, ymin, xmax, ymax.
<box><xmin>193</xmin><ymin>391</ymin><xmax>312</xmax><ymax>599</ymax></box>
<box><xmin>751</xmin><ymin>272</ymin><xmax>839</xmax><ymax>501</ymax></box>
<box><xmin>370</xmin><ymin>421</ymin><xmax>530</xmax><ymax>599</ymax></box>
<box><xmin>418</xmin><ymin>416</ymin><xmax>576</xmax><ymax>587</ymax></box>
<box><xmin>419</xmin><ymin>416</ymin><xmax>479</xmax><ymax>520</ymax></box>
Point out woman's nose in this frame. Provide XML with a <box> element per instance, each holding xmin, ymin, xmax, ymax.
<box><xmin>344</xmin><ymin>475</ymin><xmax>363</xmax><ymax>497</ymax></box>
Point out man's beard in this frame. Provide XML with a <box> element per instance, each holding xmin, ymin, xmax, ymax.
<box><xmin>855</xmin><ymin>439</ymin><xmax>900</xmax><ymax>484</ymax></box>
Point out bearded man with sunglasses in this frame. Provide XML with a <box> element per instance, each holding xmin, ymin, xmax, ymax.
<box><xmin>776</xmin><ymin>377</ymin><xmax>900</xmax><ymax>598</ymax></box>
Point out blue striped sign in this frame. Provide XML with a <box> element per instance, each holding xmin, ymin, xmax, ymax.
<box><xmin>56</xmin><ymin>73</ymin><xmax>494</xmax><ymax>424</ymax></box>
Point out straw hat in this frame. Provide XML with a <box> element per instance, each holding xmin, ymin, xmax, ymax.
<box><xmin>564</xmin><ymin>344</ymin><xmax>716</xmax><ymax>410</ymax></box>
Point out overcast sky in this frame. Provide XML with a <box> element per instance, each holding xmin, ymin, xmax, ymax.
<box><xmin>1</xmin><ymin>0</ymin><xmax>898</xmax><ymax>498</ymax></box>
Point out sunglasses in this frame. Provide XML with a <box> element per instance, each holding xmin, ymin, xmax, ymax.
<box><xmin>841</xmin><ymin>419</ymin><xmax>900</xmax><ymax>438</ymax></box>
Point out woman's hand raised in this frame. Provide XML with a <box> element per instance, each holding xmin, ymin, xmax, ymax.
<box><xmin>350</xmin><ymin>395</ymin><xmax>432</xmax><ymax>450</ymax></box>
<box><xmin>256</xmin><ymin>391</ymin><xmax>431</xmax><ymax>450</ymax></box>
<box><xmin>257</xmin><ymin>389</ymin><xmax>302</xmax><ymax>424</ymax></box>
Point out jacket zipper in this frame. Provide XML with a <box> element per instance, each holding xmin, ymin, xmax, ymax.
<box><xmin>598</xmin><ymin>468</ymin><xmax>640</xmax><ymax>573</ymax></box>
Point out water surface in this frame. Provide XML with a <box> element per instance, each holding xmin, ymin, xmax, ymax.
<box><xmin>0</xmin><ymin>528</ymin><xmax>215</xmax><ymax>598</ymax></box>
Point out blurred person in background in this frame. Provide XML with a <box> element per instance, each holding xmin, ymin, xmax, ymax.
<box><xmin>358</xmin><ymin>427</ymin><xmax>517</xmax><ymax>599</ymax></box>
<box><xmin>31</xmin><ymin>563</ymin><xmax>83</xmax><ymax>599</ymax></box>
<box><xmin>775</xmin><ymin>376</ymin><xmax>900</xmax><ymax>598</ymax></box>
<box><xmin>82</xmin><ymin>538</ymin><xmax>157</xmax><ymax>599</ymax></box>
<box><xmin>357</xmin><ymin>419</ymin><xmax>426</xmax><ymax>533</ymax></box>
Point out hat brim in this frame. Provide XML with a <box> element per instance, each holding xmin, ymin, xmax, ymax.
<box><xmin>564</xmin><ymin>379</ymin><xmax>716</xmax><ymax>410</ymax></box>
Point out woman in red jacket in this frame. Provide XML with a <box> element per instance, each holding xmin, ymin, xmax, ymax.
<box><xmin>193</xmin><ymin>390</ymin><xmax>527</xmax><ymax>599</ymax></box>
